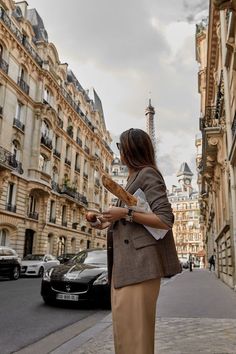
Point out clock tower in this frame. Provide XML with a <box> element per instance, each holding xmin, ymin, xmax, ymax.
<box><xmin>176</xmin><ymin>162</ymin><xmax>193</xmax><ymax>192</ymax></box>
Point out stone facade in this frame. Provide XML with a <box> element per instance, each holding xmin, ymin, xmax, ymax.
<box><xmin>196</xmin><ymin>0</ymin><xmax>236</xmax><ymax>288</ymax></box>
<box><xmin>168</xmin><ymin>163</ymin><xmax>205</xmax><ymax>267</ymax></box>
<box><xmin>0</xmin><ymin>0</ymin><xmax>113</xmax><ymax>257</ymax></box>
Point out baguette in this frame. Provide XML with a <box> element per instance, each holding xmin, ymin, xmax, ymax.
<box><xmin>102</xmin><ymin>174</ymin><xmax>137</xmax><ymax>206</ymax></box>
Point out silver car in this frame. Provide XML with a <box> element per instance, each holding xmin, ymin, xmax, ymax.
<box><xmin>21</xmin><ymin>254</ymin><xmax>60</xmax><ymax>277</ymax></box>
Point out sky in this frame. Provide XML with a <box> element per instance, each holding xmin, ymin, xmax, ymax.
<box><xmin>26</xmin><ymin>0</ymin><xmax>209</xmax><ymax>189</ymax></box>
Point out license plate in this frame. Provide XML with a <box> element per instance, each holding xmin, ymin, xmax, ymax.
<box><xmin>56</xmin><ymin>293</ymin><xmax>79</xmax><ymax>301</ymax></box>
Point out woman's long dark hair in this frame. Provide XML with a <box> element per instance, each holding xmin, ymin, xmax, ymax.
<box><xmin>119</xmin><ymin>128</ymin><xmax>157</xmax><ymax>171</ymax></box>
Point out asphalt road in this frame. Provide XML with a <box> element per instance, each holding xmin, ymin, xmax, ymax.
<box><xmin>0</xmin><ymin>277</ymin><xmax>109</xmax><ymax>354</ymax></box>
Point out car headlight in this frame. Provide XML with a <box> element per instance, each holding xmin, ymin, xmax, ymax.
<box><xmin>43</xmin><ymin>268</ymin><xmax>54</xmax><ymax>282</ymax></box>
<box><xmin>93</xmin><ymin>272</ymin><xmax>108</xmax><ymax>285</ymax></box>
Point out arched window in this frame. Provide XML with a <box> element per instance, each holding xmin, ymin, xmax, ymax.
<box><xmin>71</xmin><ymin>238</ymin><xmax>76</xmax><ymax>253</ymax></box>
<box><xmin>41</xmin><ymin>120</ymin><xmax>50</xmax><ymax>138</ymax></box>
<box><xmin>0</xmin><ymin>229</ymin><xmax>8</xmax><ymax>246</ymax></box>
<box><xmin>57</xmin><ymin>236</ymin><xmax>66</xmax><ymax>256</ymax></box>
<box><xmin>39</xmin><ymin>154</ymin><xmax>49</xmax><ymax>173</ymax></box>
<box><xmin>52</xmin><ymin>166</ymin><xmax>58</xmax><ymax>183</ymax></box>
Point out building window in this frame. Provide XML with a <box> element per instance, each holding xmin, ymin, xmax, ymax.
<box><xmin>62</xmin><ymin>205</ymin><xmax>67</xmax><ymax>226</ymax></box>
<box><xmin>49</xmin><ymin>200</ymin><xmax>56</xmax><ymax>223</ymax></box>
<box><xmin>75</xmin><ymin>153</ymin><xmax>80</xmax><ymax>172</ymax></box>
<box><xmin>6</xmin><ymin>182</ymin><xmax>16</xmax><ymax>212</ymax></box>
<box><xmin>43</xmin><ymin>87</ymin><xmax>51</xmax><ymax>104</ymax></box>
<box><xmin>0</xmin><ymin>229</ymin><xmax>8</xmax><ymax>246</ymax></box>
<box><xmin>11</xmin><ymin>140</ymin><xmax>21</xmax><ymax>161</ymax></box>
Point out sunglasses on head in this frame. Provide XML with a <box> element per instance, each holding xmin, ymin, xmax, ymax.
<box><xmin>116</xmin><ymin>142</ymin><xmax>121</xmax><ymax>151</ymax></box>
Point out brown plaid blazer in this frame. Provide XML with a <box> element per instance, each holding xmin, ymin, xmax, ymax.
<box><xmin>107</xmin><ymin>167</ymin><xmax>182</xmax><ymax>289</ymax></box>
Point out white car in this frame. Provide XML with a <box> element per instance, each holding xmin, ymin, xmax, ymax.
<box><xmin>21</xmin><ymin>254</ymin><xmax>60</xmax><ymax>277</ymax></box>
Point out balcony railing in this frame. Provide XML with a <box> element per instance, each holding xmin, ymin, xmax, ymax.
<box><xmin>76</xmin><ymin>137</ymin><xmax>82</xmax><ymax>147</ymax></box>
<box><xmin>49</xmin><ymin>216</ymin><xmax>56</xmax><ymax>224</ymax></box>
<box><xmin>84</xmin><ymin>146</ymin><xmax>90</xmax><ymax>155</ymax></box>
<box><xmin>65</xmin><ymin>157</ymin><xmax>71</xmax><ymax>166</ymax></box>
<box><xmin>57</xmin><ymin>117</ymin><xmax>63</xmax><ymax>129</ymax></box>
<box><xmin>62</xmin><ymin>220</ymin><xmax>67</xmax><ymax>227</ymax></box>
<box><xmin>0</xmin><ymin>146</ymin><xmax>23</xmax><ymax>174</ymax></box>
<box><xmin>0</xmin><ymin>57</ymin><xmax>9</xmax><ymax>74</ymax></box>
<box><xmin>17</xmin><ymin>77</ymin><xmax>29</xmax><ymax>95</ymax></box>
<box><xmin>60</xmin><ymin>185</ymin><xmax>88</xmax><ymax>206</ymax></box>
<box><xmin>200</xmin><ymin>106</ymin><xmax>225</xmax><ymax>130</ymax></box>
<box><xmin>0</xmin><ymin>8</ymin><xmax>43</xmax><ymax>67</ymax></box>
<box><xmin>53</xmin><ymin>149</ymin><xmax>61</xmax><ymax>159</ymax></box>
<box><xmin>41</xmin><ymin>134</ymin><xmax>53</xmax><ymax>150</ymax></box>
<box><xmin>5</xmin><ymin>203</ymin><xmax>16</xmax><ymax>213</ymax></box>
<box><xmin>13</xmin><ymin>118</ymin><xmax>25</xmax><ymax>132</ymax></box>
<box><xmin>28</xmin><ymin>212</ymin><xmax>39</xmax><ymax>220</ymax></box>
<box><xmin>232</xmin><ymin>112</ymin><xmax>236</xmax><ymax>138</ymax></box>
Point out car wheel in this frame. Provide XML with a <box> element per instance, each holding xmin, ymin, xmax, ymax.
<box><xmin>38</xmin><ymin>267</ymin><xmax>44</xmax><ymax>278</ymax></box>
<box><xmin>11</xmin><ymin>266</ymin><xmax>20</xmax><ymax>280</ymax></box>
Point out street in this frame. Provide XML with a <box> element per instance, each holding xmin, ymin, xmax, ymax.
<box><xmin>0</xmin><ymin>277</ymin><xmax>109</xmax><ymax>354</ymax></box>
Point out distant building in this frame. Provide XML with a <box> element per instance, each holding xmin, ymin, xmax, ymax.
<box><xmin>168</xmin><ymin>163</ymin><xmax>205</xmax><ymax>267</ymax></box>
<box><xmin>109</xmin><ymin>157</ymin><xmax>128</xmax><ymax>205</ymax></box>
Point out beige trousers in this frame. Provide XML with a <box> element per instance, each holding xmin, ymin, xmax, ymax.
<box><xmin>111</xmin><ymin>278</ymin><xmax>161</xmax><ymax>354</ymax></box>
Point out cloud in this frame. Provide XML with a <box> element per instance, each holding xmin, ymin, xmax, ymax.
<box><xmin>27</xmin><ymin>0</ymin><xmax>206</xmax><ymax>188</ymax></box>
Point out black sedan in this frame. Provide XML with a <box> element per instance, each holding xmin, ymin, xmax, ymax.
<box><xmin>57</xmin><ymin>253</ymin><xmax>77</xmax><ymax>264</ymax></box>
<box><xmin>41</xmin><ymin>249</ymin><xmax>110</xmax><ymax>308</ymax></box>
<box><xmin>0</xmin><ymin>246</ymin><xmax>21</xmax><ymax>280</ymax></box>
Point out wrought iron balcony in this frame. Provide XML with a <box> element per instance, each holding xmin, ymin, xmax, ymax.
<box><xmin>53</xmin><ymin>149</ymin><xmax>61</xmax><ymax>159</ymax></box>
<box><xmin>28</xmin><ymin>212</ymin><xmax>39</xmax><ymax>220</ymax></box>
<box><xmin>17</xmin><ymin>77</ymin><xmax>29</xmax><ymax>95</ymax></box>
<box><xmin>0</xmin><ymin>8</ymin><xmax>43</xmax><ymax>67</ymax></box>
<box><xmin>84</xmin><ymin>146</ymin><xmax>90</xmax><ymax>155</ymax></box>
<box><xmin>5</xmin><ymin>203</ymin><xmax>16</xmax><ymax>213</ymax></box>
<box><xmin>60</xmin><ymin>185</ymin><xmax>88</xmax><ymax>206</ymax></box>
<box><xmin>67</xmin><ymin>126</ymin><xmax>73</xmax><ymax>138</ymax></box>
<box><xmin>57</xmin><ymin>117</ymin><xmax>63</xmax><ymax>129</ymax></box>
<box><xmin>51</xmin><ymin>181</ymin><xmax>60</xmax><ymax>193</ymax></box>
<box><xmin>0</xmin><ymin>57</ymin><xmax>9</xmax><ymax>74</ymax></box>
<box><xmin>0</xmin><ymin>146</ymin><xmax>23</xmax><ymax>174</ymax></box>
<box><xmin>62</xmin><ymin>220</ymin><xmax>67</xmax><ymax>227</ymax></box>
<box><xmin>13</xmin><ymin>118</ymin><xmax>25</xmax><ymax>132</ymax></box>
<box><xmin>49</xmin><ymin>216</ymin><xmax>56</xmax><ymax>224</ymax></box>
<box><xmin>76</xmin><ymin>137</ymin><xmax>82</xmax><ymax>147</ymax></box>
<box><xmin>199</xmin><ymin>106</ymin><xmax>225</xmax><ymax>130</ymax></box>
<box><xmin>65</xmin><ymin>157</ymin><xmax>71</xmax><ymax>166</ymax></box>
<box><xmin>41</xmin><ymin>134</ymin><xmax>53</xmax><ymax>150</ymax></box>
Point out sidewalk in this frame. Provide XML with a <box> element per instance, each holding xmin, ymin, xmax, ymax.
<box><xmin>52</xmin><ymin>270</ymin><xmax>236</xmax><ymax>354</ymax></box>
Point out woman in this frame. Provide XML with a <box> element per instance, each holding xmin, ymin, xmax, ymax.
<box><xmin>93</xmin><ymin>128</ymin><xmax>181</xmax><ymax>354</ymax></box>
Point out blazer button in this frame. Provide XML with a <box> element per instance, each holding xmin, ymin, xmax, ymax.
<box><xmin>124</xmin><ymin>239</ymin><xmax>129</xmax><ymax>244</ymax></box>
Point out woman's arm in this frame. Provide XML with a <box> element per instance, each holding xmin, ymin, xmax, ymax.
<box><xmin>102</xmin><ymin>207</ymin><xmax>170</xmax><ymax>229</ymax></box>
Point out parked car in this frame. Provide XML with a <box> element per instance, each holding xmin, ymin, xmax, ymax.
<box><xmin>41</xmin><ymin>249</ymin><xmax>110</xmax><ymax>308</ymax></box>
<box><xmin>0</xmin><ymin>246</ymin><xmax>21</xmax><ymax>280</ymax></box>
<box><xmin>21</xmin><ymin>254</ymin><xmax>60</xmax><ymax>277</ymax></box>
<box><xmin>178</xmin><ymin>257</ymin><xmax>189</xmax><ymax>269</ymax></box>
<box><xmin>57</xmin><ymin>253</ymin><xmax>77</xmax><ymax>264</ymax></box>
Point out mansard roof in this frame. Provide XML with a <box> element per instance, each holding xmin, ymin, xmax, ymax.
<box><xmin>27</xmin><ymin>8</ymin><xmax>48</xmax><ymax>42</ymax></box>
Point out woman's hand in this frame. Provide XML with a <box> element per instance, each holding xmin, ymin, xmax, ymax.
<box><xmin>102</xmin><ymin>207</ymin><xmax>127</xmax><ymax>223</ymax></box>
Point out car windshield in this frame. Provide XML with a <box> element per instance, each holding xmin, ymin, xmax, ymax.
<box><xmin>71</xmin><ymin>250</ymin><xmax>107</xmax><ymax>265</ymax></box>
<box><xmin>23</xmin><ymin>254</ymin><xmax>44</xmax><ymax>261</ymax></box>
